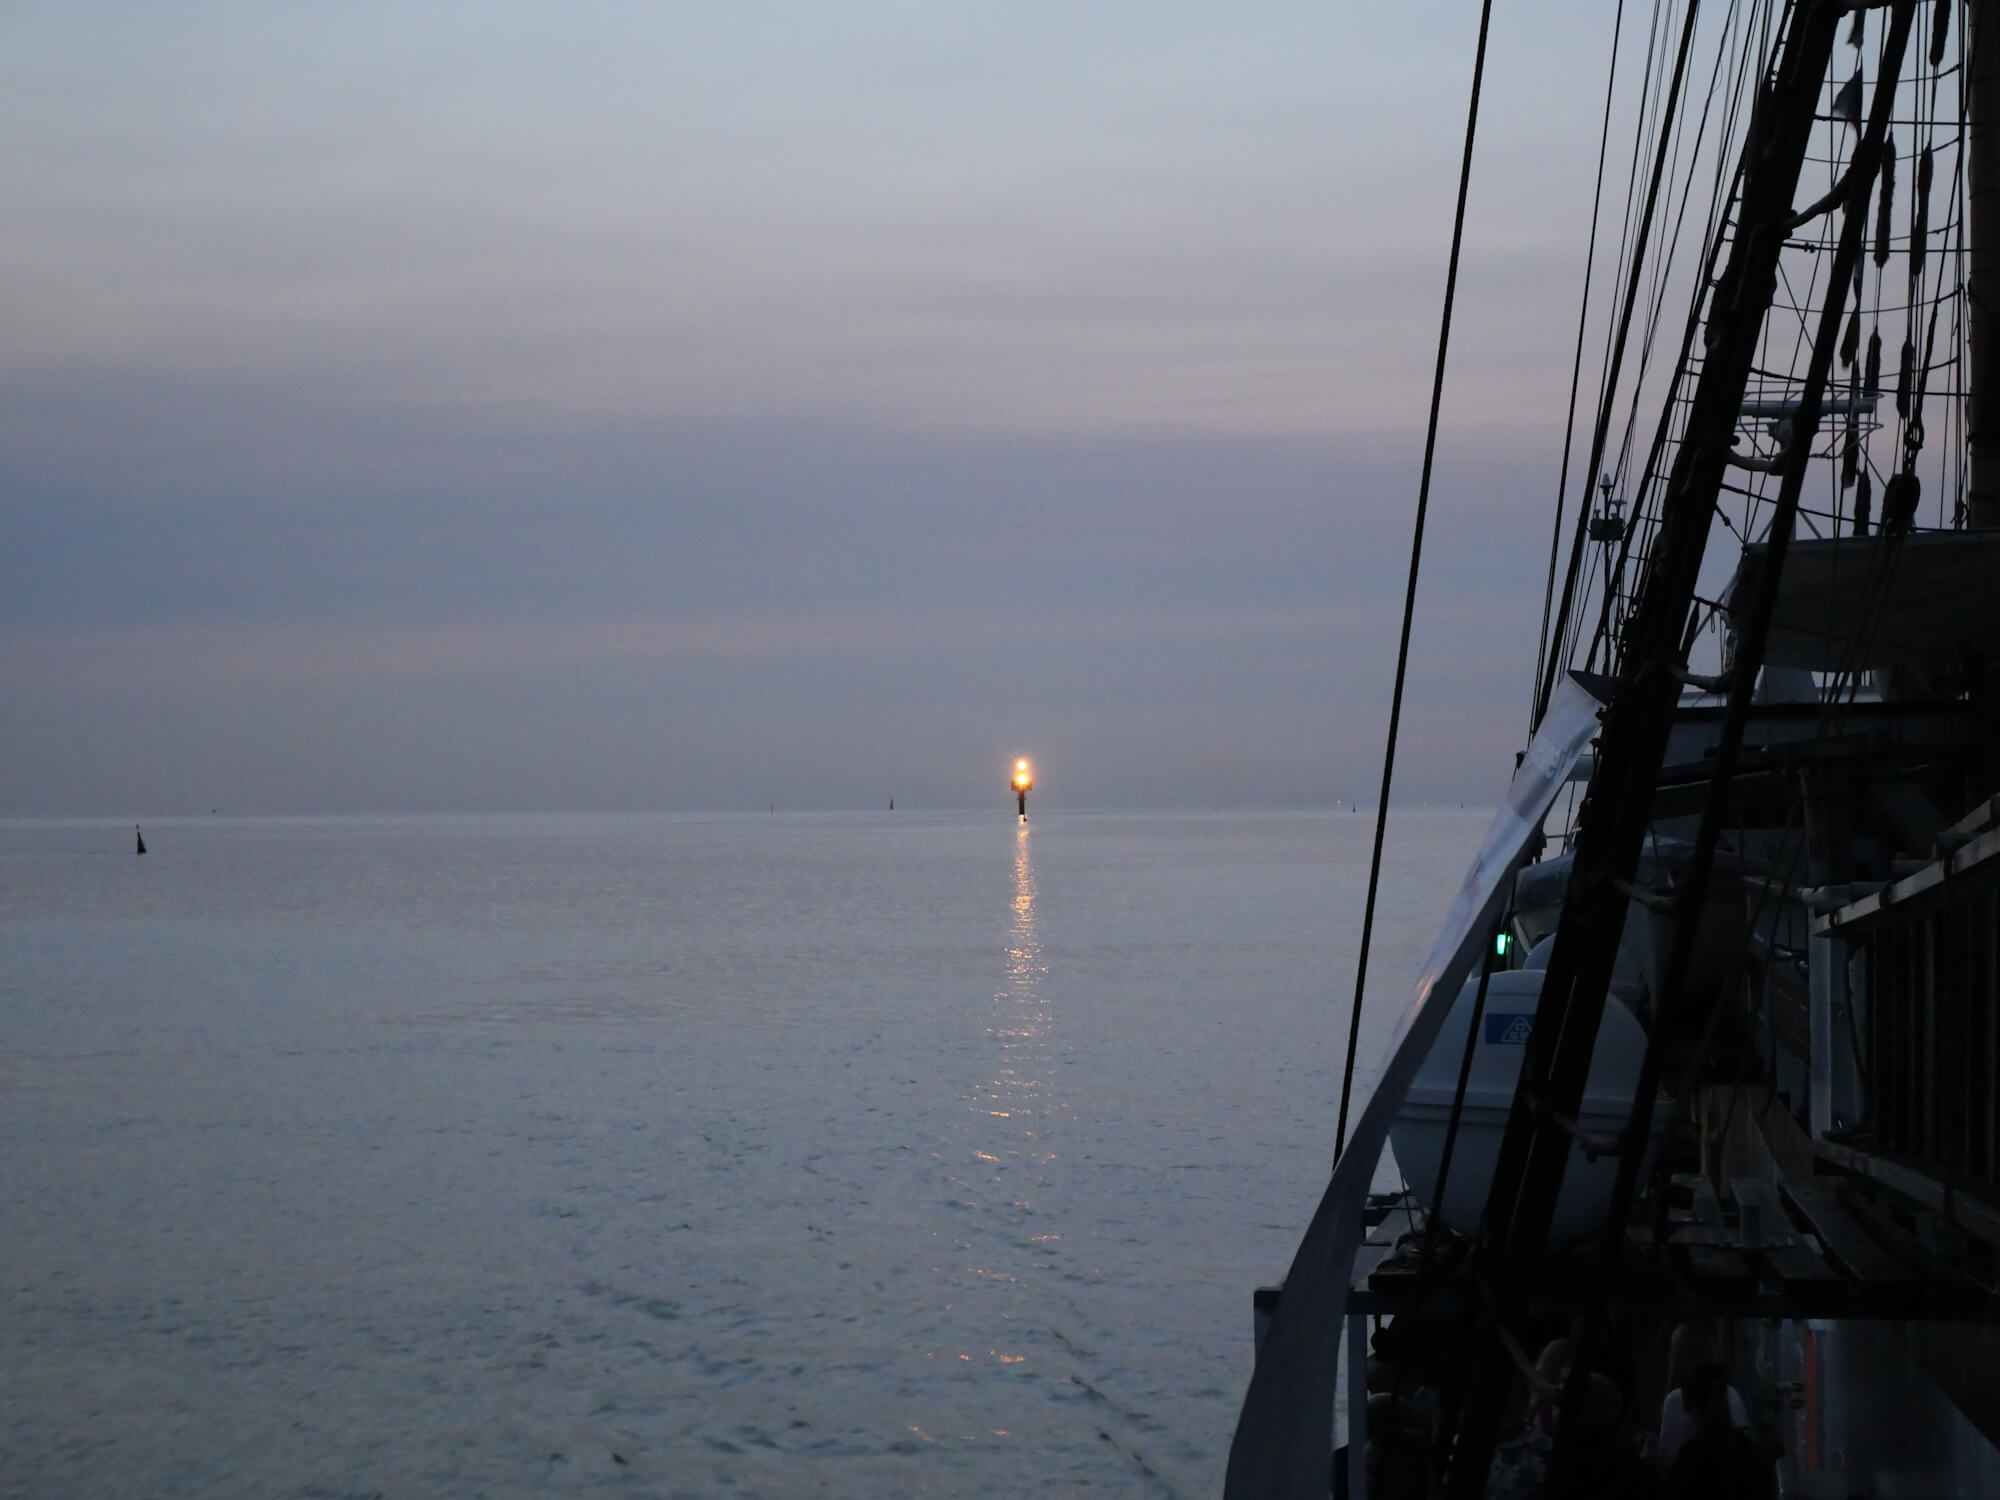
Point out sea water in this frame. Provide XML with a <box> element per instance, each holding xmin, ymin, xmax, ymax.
<box><xmin>1</xmin><ymin>809</ymin><xmax>1488</xmax><ymax>1498</ymax></box>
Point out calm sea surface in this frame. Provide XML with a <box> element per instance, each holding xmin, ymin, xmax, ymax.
<box><xmin>2</xmin><ymin>809</ymin><xmax>1488</xmax><ymax>1499</ymax></box>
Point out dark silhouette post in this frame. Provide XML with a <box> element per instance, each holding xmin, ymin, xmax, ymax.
<box><xmin>1011</xmin><ymin>759</ymin><xmax>1033</xmax><ymax>819</ymax></box>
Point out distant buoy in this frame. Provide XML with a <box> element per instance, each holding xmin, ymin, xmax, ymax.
<box><xmin>135</xmin><ymin>825</ymin><xmax>147</xmax><ymax>856</ymax></box>
<box><xmin>1010</xmin><ymin>758</ymin><xmax>1033</xmax><ymax>819</ymax></box>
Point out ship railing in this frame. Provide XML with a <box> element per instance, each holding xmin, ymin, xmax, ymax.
<box><xmin>1812</xmin><ymin>796</ymin><xmax>2000</xmax><ymax>1238</ymax></box>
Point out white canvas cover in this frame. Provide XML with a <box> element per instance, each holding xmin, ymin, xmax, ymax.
<box><xmin>1224</xmin><ymin>673</ymin><xmax>1604</xmax><ymax>1499</ymax></box>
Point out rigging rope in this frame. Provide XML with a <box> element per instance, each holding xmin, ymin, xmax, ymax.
<box><xmin>1332</xmin><ymin>0</ymin><xmax>1497</xmax><ymax>1162</ymax></box>
<box><xmin>1577</xmin><ymin>0</ymin><xmax>1764</xmax><ymax>680</ymax></box>
<box><xmin>1532</xmin><ymin>0</ymin><xmax>1631</xmax><ymax>731</ymax></box>
<box><xmin>1550</xmin><ymin>13</ymin><xmax>1921</xmax><ymax>1483</ymax></box>
<box><xmin>1587</xmin><ymin>0</ymin><xmax>1759</xmax><ymax>672</ymax></box>
<box><xmin>1562</xmin><ymin>0</ymin><xmax>1682</xmax><ymax>677</ymax></box>
<box><xmin>1533</xmin><ymin>0</ymin><xmax>1708</xmax><ymax>726</ymax></box>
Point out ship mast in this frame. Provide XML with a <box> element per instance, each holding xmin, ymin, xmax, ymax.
<box><xmin>1974</xmin><ymin>0</ymin><xmax>2000</xmax><ymax>522</ymax></box>
<box><xmin>1436</xmin><ymin>4</ymin><xmax>1916</xmax><ymax>1494</ymax></box>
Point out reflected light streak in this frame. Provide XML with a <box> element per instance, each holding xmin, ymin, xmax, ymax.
<box><xmin>967</xmin><ymin>824</ymin><xmax>1056</xmax><ymax>1133</ymax></box>
<box><xmin>988</xmin><ymin>825</ymin><xmax>1047</xmax><ymax>1101</ymax></box>
<box><xmin>951</xmin><ymin>818</ymin><xmax>1066</xmax><ymax>1352</ymax></box>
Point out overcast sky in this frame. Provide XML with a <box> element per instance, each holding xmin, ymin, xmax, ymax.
<box><xmin>4</xmin><ymin>2</ymin><xmax>1622</xmax><ymax>814</ymax></box>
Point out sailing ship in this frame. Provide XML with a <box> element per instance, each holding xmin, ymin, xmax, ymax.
<box><xmin>1231</xmin><ymin>3</ymin><xmax>2000</xmax><ymax>1496</ymax></box>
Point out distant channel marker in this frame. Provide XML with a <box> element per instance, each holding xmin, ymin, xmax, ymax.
<box><xmin>1011</xmin><ymin>758</ymin><xmax>1033</xmax><ymax>820</ymax></box>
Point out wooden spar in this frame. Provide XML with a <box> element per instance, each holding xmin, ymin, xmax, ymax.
<box><xmin>1437</xmin><ymin>7</ymin><xmax>1855</xmax><ymax>1496</ymax></box>
<box><xmin>1543</xmin><ymin>5</ymin><xmax>1922</xmax><ymax>1492</ymax></box>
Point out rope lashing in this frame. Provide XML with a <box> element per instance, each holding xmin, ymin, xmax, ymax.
<box><xmin>1832</xmin><ymin>69</ymin><xmax>1862</xmax><ymax>128</ymax></box>
<box><xmin>1885</xmin><ymin>470</ymin><xmax>1923</xmax><ymax>532</ymax></box>
<box><xmin>1910</xmin><ymin>145</ymin><xmax>1932</xmax><ymax>280</ymax></box>
<box><xmin>1874</xmin><ymin>134</ymin><xmax>1897</xmax><ymax>268</ymax></box>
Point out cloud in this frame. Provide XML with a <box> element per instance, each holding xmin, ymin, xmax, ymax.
<box><xmin>1</xmin><ymin>4</ymin><xmax>1609</xmax><ymax>437</ymax></box>
<box><xmin>10</xmin><ymin>603</ymin><xmax>1412</xmax><ymax>692</ymax></box>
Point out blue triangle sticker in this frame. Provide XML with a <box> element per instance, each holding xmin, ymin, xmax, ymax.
<box><xmin>1484</xmin><ymin>1012</ymin><xmax>1535</xmax><ymax>1044</ymax></box>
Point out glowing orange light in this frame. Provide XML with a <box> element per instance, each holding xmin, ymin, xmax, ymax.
<box><xmin>1012</xmin><ymin>758</ymin><xmax>1033</xmax><ymax>791</ymax></box>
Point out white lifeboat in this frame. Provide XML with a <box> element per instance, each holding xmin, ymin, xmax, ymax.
<box><xmin>1388</xmin><ymin>966</ymin><xmax>1665</xmax><ymax>1244</ymax></box>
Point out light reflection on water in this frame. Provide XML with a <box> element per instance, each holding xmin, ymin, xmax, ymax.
<box><xmin>982</xmin><ymin>823</ymin><xmax>1050</xmax><ymax>1126</ymax></box>
<box><xmin>950</xmin><ymin>824</ymin><xmax>1053</xmax><ymax>1377</ymax></box>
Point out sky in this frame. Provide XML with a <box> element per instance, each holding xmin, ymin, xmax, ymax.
<box><xmin>3</xmin><ymin>2</ymin><xmax>1624</xmax><ymax>814</ymax></box>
